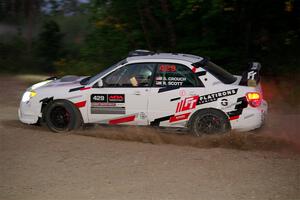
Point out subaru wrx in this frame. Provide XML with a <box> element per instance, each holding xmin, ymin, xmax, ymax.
<box><xmin>19</xmin><ymin>50</ymin><xmax>268</xmax><ymax>135</ymax></box>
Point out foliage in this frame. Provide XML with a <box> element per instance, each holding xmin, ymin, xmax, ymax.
<box><xmin>72</xmin><ymin>0</ymin><xmax>300</xmax><ymax>75</ymax></box>
<box><xmin>37</xmin><ymin>20</ymin><xmax>64</xmax><ymax>72</ymax></box>
<box><xmin>0</xmin><ymin>37</ymin><xmax>40</xmax><ymax>73</ymax></box>
<box><xmin>0</xmin><ymin>0</ymin><xmax>300</xmax><ymax>76</ymax></box>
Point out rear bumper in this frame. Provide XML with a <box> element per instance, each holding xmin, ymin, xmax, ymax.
<box><xmin>230</xmin><ymin>100</ymin><xmax>268</xmax><ymax>132</ymax></box>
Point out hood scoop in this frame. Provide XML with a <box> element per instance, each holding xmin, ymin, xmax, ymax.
<box><xmin>60</xmin><ymin>75</ymin><xmax>80</xmax><ymax>82</ymax></box>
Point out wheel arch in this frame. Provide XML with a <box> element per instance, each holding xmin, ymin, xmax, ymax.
<box><xmin>188</xmin><ymin>107</ymin><xmax>231</xmax><ymax>128</ymax></box>
<box><xmin>40</xmin><ymin>98</ymin><xmax>83</xmax><ymax>123</ymax></box>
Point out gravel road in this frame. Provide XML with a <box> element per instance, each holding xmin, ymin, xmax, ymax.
<box><xmin>0</xmin><ymin>76</ymin><xmax>299</xmax><ymax>200</ymax></box>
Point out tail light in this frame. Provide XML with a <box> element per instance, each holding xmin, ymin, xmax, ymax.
<box><xmin>246</xmin><ymin>92</ymin><xmax>262</xmax><ymax>107</ymax></box>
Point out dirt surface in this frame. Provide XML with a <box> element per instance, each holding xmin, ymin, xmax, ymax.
<box><xmin>0</xmin><ymin>76</ymin><xmax>299</xmax><ymax>200</ymax></box>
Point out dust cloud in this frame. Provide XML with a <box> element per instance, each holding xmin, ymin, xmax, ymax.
<box><xmin>74</xmin><ymin>123</ymin><xmax>299</xmax><ymax>153</ymax></box>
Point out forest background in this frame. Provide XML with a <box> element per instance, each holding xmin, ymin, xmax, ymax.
<box><xmin>0</xmin><ymin>0</ymin><xmax>299</xmax><ymax>78</ymax></box>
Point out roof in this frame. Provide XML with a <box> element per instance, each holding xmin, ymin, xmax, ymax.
<box><xmin>126</xmin><ymin>52</ymin><xmax>204</xmax><ymax>63</ymax></box>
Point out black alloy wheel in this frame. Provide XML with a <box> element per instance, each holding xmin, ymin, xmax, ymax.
<box><xmin>189</xmin><ymin>109</ymin><xmax>230</xmax><ymax>136</ymax></box>
<box><xmin>44</xmin><ymin>100</ymin><xmax>82</xmax><ymax>132</ymax></box>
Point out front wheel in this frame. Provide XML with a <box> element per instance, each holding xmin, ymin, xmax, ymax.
<box><xmin>188</xmin><ymin>109</ymin><xmax>230</xmax><ymax>136</ymax></box>
<box><xmin>44</xmin><ymin>100</ymin><xmax>82</xmax><ymax>132</ymax></box>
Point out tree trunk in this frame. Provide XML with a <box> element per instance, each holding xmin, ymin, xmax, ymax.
<box><xmin>137</xmin><ymin>2</ymin><xmax>152</xmax><ymax>49</ymax></box>
<box><xmin>159</xmin><ymin>0</ymin><xmax>176</xmax><ymax>49</ymax></box>
<box><xmin>142</xmin><ymin>0</ymin><xmax>162</xmax><ymax>35</ymax></box>
<box><xmin>25</xmin><ymin>0</ymin><xmax>34</xmax><ymax>53</ymax></box>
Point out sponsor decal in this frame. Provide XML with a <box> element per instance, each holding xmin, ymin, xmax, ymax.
<box><xmin>198</xmin><ymin>89</ymin><xmax>238</xmax><ymax>105</ymax></box>
<box><xmin>159</xmin><ymin>64</ymin><xmax>176</xmax><ymax>72</ymax></box>
<box><xmin>139</xmin><ymin>112</ymin><xmax>147</xmax><ymax>119</ymax></box>
<box><xmin>91</xmin><ymin>107</ymin><xmax>125</xmax><ymax>114</ymax></box>
<box><xmin>108</xmin><ymin>94</ymin><xmax>125</xmax><ymax>103</ymax></box>
<box><xmin>91</xmin><ymin>94</ymin><xmax>125</xmax><ymax>103</ymax></box>
<box><xmin>220</xmin><ymin>99</ymin><xmax>228</xmax><ymax>106</ymax></box>
<box><xmin>91</xmin><ymin>94</ymin><xmax>107</xmax><ymax>103</ymax></box>
<box><xmin>176</xmin><ymin>96</ymin><xmax>199</xmax><ymax>113</ymax></box>
<box><xmin>91</xmin><ymin>102</ymin><xmax>116</xmax><ymax>107</ymax></box>
<box><xmin>179</xmin><ymin>90</ymin><xmax>186</xmax><ymax>96</ymax></box>
<box><xmin>247</xmin><ymin>71</ymin><xmax>257</xmax><ymax>80</ymax></box>
<box><xmin>91</xmin><ymin>94</ymin><xmax>125</xmax><ymax>114</ymax></box>
<box><xmin>169</xmin><ymin>113</ymin><xmax>190</xmax><ymax>123</ymax></box>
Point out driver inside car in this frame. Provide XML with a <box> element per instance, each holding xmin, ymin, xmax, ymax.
<box><xmin>129</xmin><ymin>69</ymin><xmax>152</xmax><ymax>87</ymax></box>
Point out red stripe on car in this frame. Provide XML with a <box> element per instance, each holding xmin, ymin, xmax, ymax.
<box><xmin>109</xmin><ymin>115</ymin><xmax>135</xmax><ymax>124</ymax></box>
<box><xmin>169</xmin><ymin>113</ymin><xmax>190</xmax><ymax>123</ymax></box>
<box><xmin>229</xmin><ymin>115</ymin><xmax>239</xmax><ymax>120</ymax></box>
<box><xmin>75</xmin><ymin>101</ymin><xmax>86</xmax><ymax>108</ymax></box>
<box><xmin>176</xmin><ymin>101</ymin><xmax>181</xmax><ymax>112</ymax></box>
<box><xmin>80</xmin><ymin>87</ymin><xmax>92</xmax><ymax>91</ymax></box>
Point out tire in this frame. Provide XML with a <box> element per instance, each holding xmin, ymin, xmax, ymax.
<box><xmin>44</xmin><ymin>100</ymin><xmax>82</xmax><ymax>132</ymax></box>
<box><xmin>188</xmin><ymin>109</ymin><xmax>230</xmax><ymax>136</ymax></box>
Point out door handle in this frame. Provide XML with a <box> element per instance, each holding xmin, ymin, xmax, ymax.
<box><xmin>134</xmin><ymin>91</ymin><xmax>141</xmax><ymax>95</ymax></box>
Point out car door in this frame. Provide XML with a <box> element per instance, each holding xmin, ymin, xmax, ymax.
<box><xmin>87</xmin><ymin>63</ymin><xmax>156</xmax><ymax>125</ymax></box>
<box><xmin>148</xmin><ymin>62</ymin><xmax>206</xmax><ymax>127</ymax></box>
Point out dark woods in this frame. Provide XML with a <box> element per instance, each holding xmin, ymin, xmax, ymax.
<box><xmin>0</xmin><ymin>0</ymin><xmax>299</xmax><ymax>76</ymax></box>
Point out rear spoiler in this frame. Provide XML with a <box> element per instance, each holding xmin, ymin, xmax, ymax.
<box><xmin>239</xmin><ymin>62</ymin><xmax>261</xmax><ymax>87</ymax></box>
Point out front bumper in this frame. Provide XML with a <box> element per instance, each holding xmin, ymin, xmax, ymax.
<box><xmin>18</xmin><ymin>100</ymin><xmax>42</xmax><ymax>124</ymax></box>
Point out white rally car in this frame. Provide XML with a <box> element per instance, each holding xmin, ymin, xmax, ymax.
<box><xmin>19</xmin><ymin>50</ymin><xmax>268</xmax><ymax>135</ymax></box>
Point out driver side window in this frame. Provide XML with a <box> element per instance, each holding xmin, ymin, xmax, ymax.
<box><xmin>103</xmin><ymin>63</ymin><xmax>155</xmax><ymax>87</ymax></box>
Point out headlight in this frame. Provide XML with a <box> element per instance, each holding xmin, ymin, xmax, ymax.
<box><xmin>21</xmin><ymin>80</ymin><xmax>51</xmax><ymax>103</ymax></box>
<box><xmin>21</xmin><ymin>91</ymin><xmax>37</xmax><ymax>102</ymax></box>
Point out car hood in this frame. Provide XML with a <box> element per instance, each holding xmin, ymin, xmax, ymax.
<box><xmin>35</xmin><ymin>76</ymin><xmax>88</xmax><ymax>91</ymax></box>
<box><xmin>45</xmin><ymin>76</ymin><xmax>86</xmax><ymax>87</ymax></box>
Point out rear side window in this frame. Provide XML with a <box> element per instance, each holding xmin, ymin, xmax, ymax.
<box><xmin>154</xmin><ymin>63</ymin><xmax>203</xmax><ymax>87</ymax></box>
<box><xmin>201</xmin><ymin>61</ymin><xmax>237</xmax><ymax>84</ymax></box>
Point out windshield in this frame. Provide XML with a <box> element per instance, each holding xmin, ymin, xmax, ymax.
<box><xmin>202</xmin><ymin>61</ymin><xmax>237</xmax><ymax>84</ymax></box>
<box><xmin>81</xmin><ymin>59</ymin><xmax>127</xmax><ymax>85</ymax></box>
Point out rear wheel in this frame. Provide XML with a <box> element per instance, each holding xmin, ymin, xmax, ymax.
<box><xmin>44</xmin><ymin>100</ymin><xmax>82</xmax><ymax>132</ymax></box>
<box><xmin>189</xmin><ymin>109</ymin><xmax>230</xmax><ymax>136</ymax></box>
